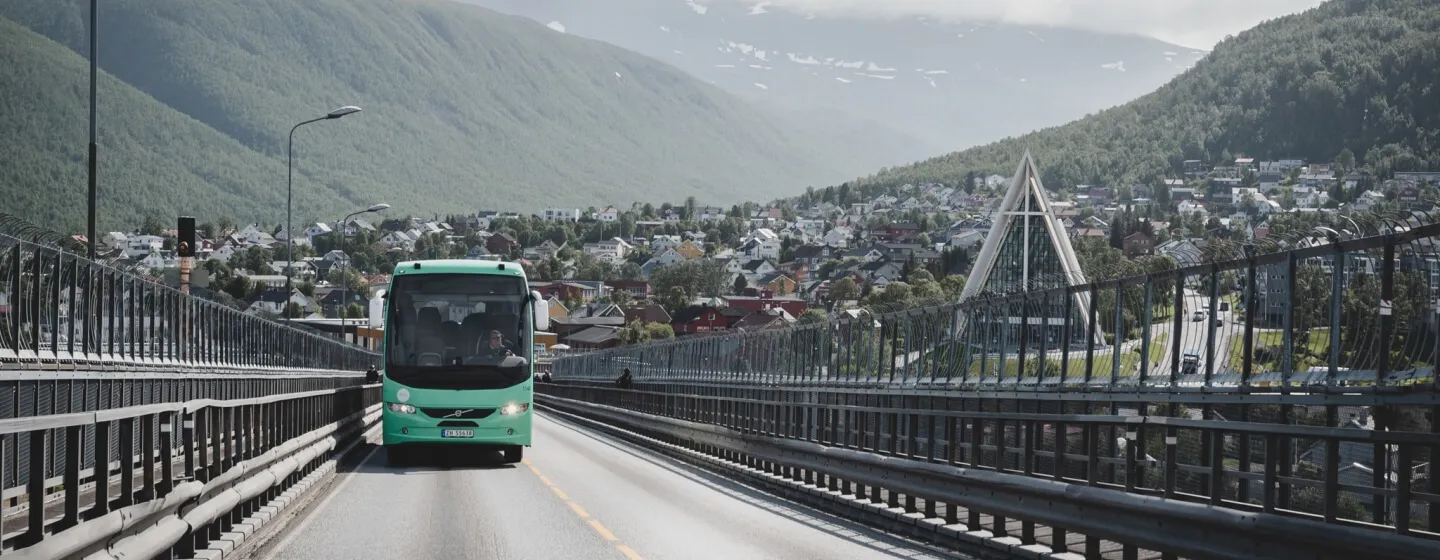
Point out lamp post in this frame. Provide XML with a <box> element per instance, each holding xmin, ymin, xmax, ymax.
<box><xmin>86</xmin><ymin>0</ymin><xmax>98</xmax><ymax>260</ymax></box>
<box><xmin>284</xmin><ymin>105</ymin><xmax>361</xmax><ymax>326</ymax></box>
<box><xmin>339</xmin><ymin>203</ymin><xmax>390</xmax><ymax>345</ymax></box>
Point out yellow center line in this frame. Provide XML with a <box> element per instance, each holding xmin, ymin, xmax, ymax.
<box><xmin>526</xmin><ymin>459</ymin><xmax>645</xmax><ymax>559</ymax></box>
<box><xmin>588</xmin><ymin>519</ymin><xmax>618</xmax><ymax>541</ymax></box>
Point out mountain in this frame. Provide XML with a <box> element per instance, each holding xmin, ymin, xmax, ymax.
<box><xmin>848</xmin><ymin>0</ymin><xmax>1440</xmax><ymax>192</ymax></box>
<box><xmin>0</xmin><ymin>0</ymin><xmax>885</xmax><ymax>232</ymax></box>
<box><xmin>464</xmin><ymin>0</ymin><xmax>1207</xmax><ymax>159</ymax></box>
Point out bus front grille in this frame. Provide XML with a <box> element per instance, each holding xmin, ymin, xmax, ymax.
<box><xmin>421</xmin><ymin>408</ymin><xmax>496</xmax><ymax>420</ymax></box>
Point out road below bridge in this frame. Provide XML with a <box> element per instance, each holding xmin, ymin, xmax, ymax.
<box><xmin>254</xmin><ymin>414</ymin><xmax>961</xmax><ymax>560</ymax></box>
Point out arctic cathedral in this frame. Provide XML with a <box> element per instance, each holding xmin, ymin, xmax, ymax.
<box><xmin>959</xmin><ymin>151</ymin><xmax>1101</xmax><ymax>351</ymax></box>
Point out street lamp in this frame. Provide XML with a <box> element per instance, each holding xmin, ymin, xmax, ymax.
<box><xmin>285</xmin><ymin>105</ymin><xmax>362</xmax><ymax>327</ymax></box>
<box><xmin>339</xmin><ymin>203</ymin><xmax>390</xmax><ymax>345</ymax></box>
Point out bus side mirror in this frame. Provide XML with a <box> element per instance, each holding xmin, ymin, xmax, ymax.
<box><xmin>531</xmin><ymin>290</ymin><xmax>549</xmax><ymax>331</ymax></box>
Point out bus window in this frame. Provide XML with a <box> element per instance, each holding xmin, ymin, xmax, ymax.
<box><xmin>384</xmin><ymin>273</ymin><xmax>531</xmax><ymax>389</ymax></box>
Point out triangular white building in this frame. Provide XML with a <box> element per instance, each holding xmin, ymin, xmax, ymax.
<box><xmin>960</xmin><ymin>151</ymin><xmax>1101</xmax><ymax>348</ymax></box>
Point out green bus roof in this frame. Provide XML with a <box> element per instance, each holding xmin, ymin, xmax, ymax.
<box><xmin>390</xmin><ymin>259</ymin><xmax>528</xmax><ymax>278</ymax></box>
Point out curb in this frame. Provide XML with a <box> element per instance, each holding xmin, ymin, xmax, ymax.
<box><xmin>179</xmin><ymin>418</ymin><xmax>381</xmax><ymax>560</ymax></box>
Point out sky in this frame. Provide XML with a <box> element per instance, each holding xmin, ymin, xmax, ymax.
<box><xmin>714</xmin><ymin>0</ymin><xmax>1328</xmax><ymax>49</ymax></box>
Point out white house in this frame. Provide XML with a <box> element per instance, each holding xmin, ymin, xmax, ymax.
<box><xmin>596</xmin><ymin>207</ymin><xmax>620</xmax><ymax>222</ymax></box>
<box><xmin>540</xmin><ymin>208</ymin><xmax>580</xmax><ymax>222</ymax></box>
<box><xmin>304</xmin><ymin>222</ymin><xmax>333</xmax><ymax>241</ymax></box>
<box><xmin>123</xmin><ymin>235</ymin><xmax>165</xmax><ymax>259</ymax></box>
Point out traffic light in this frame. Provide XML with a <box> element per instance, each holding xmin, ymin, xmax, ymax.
<box><xmin>177</xmin><ymin>216</ymin><xmax>196</xmax><ymax>257</ymax></box>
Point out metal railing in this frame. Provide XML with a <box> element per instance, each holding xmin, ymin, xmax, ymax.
<box><xmin>550</xmin><ymin>209</ymin><xmax>1440</xmax><ymax>553</ymax></box>
<box><xmin>1</xmin><ymin>384</ymin><xmax>379</xmax><ymax>557</ymax></box>
<box><xmin>0</xmin><ymin>224</ymin><xmax>377</xmax><ymax>371</ymax></box>
<box><xmin>538</xmin><ymin>382</ymin><xmax>1440</xmax><ymax>559</ymax></box>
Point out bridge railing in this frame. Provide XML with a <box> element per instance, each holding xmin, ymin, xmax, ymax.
<box><xmin>0</xmin><ymin>226</ymin><xmax>377</xmax><ymax>372</ymax></box>
<box><xmin>0</xmin><ymin>384</ymin><xmax>380</xmax><ymax>557</ymax></box>
<box><xmin>549</xmin><ymin>209</ymin><xmax>1440</xmax><ymax>552</ymax></box>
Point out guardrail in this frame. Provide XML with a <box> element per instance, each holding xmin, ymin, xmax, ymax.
<box><xmin>0</xmin><ymin>226</ymin><xmax>378</xmax><ymax>371</ymax></box>
<box><xmin>538</xmin><ymin>381</ymin><xmax>1440</xmax><ymax>560</ymax></box>
<box><xmin>1</xmin><ymin>384</ymin><xmax>380</xmax><ymax>558</ymax></box>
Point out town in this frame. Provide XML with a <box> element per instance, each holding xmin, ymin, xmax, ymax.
<box><xmin>77</xmin><ymin>153</ymin><xmax>1440</xmax><ymax>353</ymax></box>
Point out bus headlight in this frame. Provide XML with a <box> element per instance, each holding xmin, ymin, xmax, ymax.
<box><xmin>499</xmin><ymin>402</ymin><xmax>529</xmax><ymax>415</ymax></box>
<box><xmin>387</xmin><ymin>403</ymin><xmax>416</xmax><ymax>414</ymax></box>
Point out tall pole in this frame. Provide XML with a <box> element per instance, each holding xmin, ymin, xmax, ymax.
<box><xmin>285</xmin><ymin>117</ymin><xmax>323</xmax><ymax>325</ymax></box>
<box><xmin>86</xmin><ymin>0</ymin><xmax>98</xmax><ymax>260</ymax></box>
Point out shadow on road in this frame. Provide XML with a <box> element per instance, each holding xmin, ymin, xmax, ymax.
<box><xmin>343</xmin><ymin>442</ymin><xmax>519</xmax><ymax>474</ymax></box>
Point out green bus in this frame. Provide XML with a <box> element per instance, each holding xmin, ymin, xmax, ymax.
<box><xmin>379</xmin><ymin>259</ymin><xmax>549</xmax><ymax>465</ymax></box>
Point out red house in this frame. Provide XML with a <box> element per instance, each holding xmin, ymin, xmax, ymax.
<box><xmin>671</xmin><ymin>304</ymin><xmax>748</xmax><ymax>335</ymax></box>
<box><xmin>605</xmin><ymin>279</ymin><xmax>652</xmax><ymax>300</ymax></box>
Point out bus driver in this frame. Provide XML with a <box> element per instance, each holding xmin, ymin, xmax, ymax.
<box><xmin>477</xmin><ymin>329</ymin><xmax>515</xmax><ymax>360</ymax></box>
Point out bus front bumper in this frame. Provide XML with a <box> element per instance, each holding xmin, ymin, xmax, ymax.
<box><xmin>382</xmin><ymin>406</ymin><xmax>532</xmax><ymax>447</ymax></box>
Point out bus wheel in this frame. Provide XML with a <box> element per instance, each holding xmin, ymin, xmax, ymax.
<box><xmin>502</xmin><ymin>445</ymin><xmax>523</xmax><ymax>464</ymax></box>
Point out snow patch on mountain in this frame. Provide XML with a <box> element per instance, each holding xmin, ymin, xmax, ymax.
<box><xmin>685</xmin><ymin>0</ymin><xmax>708</xmax><ymax>16</ymax></box>
<box><xmin>546</xmin><ymin>21</ymin><xmax>566</xmax><ymax>33</ymax></box>
<box><xmin>1101</xmin><ymin>61</ymin><xmax>1126</xmax><ymax>72</ymax></box>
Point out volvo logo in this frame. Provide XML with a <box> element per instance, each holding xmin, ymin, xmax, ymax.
<box><xmin>443</xmin><ymin>409</ymin><xmax>474</xmax><ymax>419</ymax></box>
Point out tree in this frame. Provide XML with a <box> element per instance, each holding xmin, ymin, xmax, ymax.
<box><xmin>661</xmin><ymin>286</ymin><xmax>689</xmax><ymax>315</ymax></box>
<box><xmin>827</xmin><ymin>277</ymin><xmax>860</xmax><ymax>302</ymax></box>
<box><xmin>285</xmin><ymin>302</ymin><xmax>303</xmax><ymax>318</ymax></box>
<box><xmin>733</xmin><ymin>274</ymin><xmax>748</xmax><ymax>295</ymax></box>
<box><xmin>297</xmin><ymin>281</ymin><xmax>316</xmax><ymax>298</ymax></box>
<box><xmin>344</xmin><ymin>303</ymin><xmax>365</xmax><ymax>319</ymax></box>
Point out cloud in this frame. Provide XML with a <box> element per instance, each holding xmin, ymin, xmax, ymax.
<box><xmin>705</xmin><ymin>0</ymin><xmax>1325</xmax><ymax>49</ymax></box>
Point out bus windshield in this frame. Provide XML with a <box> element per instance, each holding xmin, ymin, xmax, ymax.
<box><xmin>385</xmin><ymin>272</ymin><xmax>531</xmax><ymax>390</ymax></box>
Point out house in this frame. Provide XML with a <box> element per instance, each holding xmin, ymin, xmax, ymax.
<box><xmin>565</xmin><ymin>326</ymin><xmax>621</xmax><ymax>350</ymax></box>
<box><xmin>791</xmin><ymin>245</ymin><xmax>830</xmax><ymax>266</ymax></box>
<box><xmin>740</xmin><ymin>259</ymin><xmax>777</xmax><ymax>278</ymax></box>
<box><xmin>1122</xmin><ymin>231</ymin><xmax>1155</xmax><ymax>258</ymax></box>
<box><xmin>621</xmin><ymin>303</ymin><xmax>671</xmax><ymax>325</ymax></box>
<box><xmin>752</xmin><ymin>273</ymin><xmax>797</xmax><ymax>296</ymax></box>
<box><xmin>540</xmin><ymin>208</ymin><xmax>581</xmax><ymax>222</ymax></box>
<box><xmin>874</xmin><ymin>223</ymin><xmax>920</xmax><ymax>242</ymax></box>
<box><xmin>604</xmin><ymin>280</ymin><xmax>652</xmax><ymax>300</ymax></box>
<box><xmin>304</xmin><ymin>222</ymin><xmax>333</xmax><ymax>241</ymax></box>
<box><xmin>246</xmin><ymin>289</ymin><xmax>319</xmax><ymax>316</ymax></box>
<box><xmin>582</xmin><ymin>237</ymin><xmax>632</xmax><ymax>263</ymax></box>
<box><xmin>731</xmin><ymin>308</ymin><xmax>796</xmax><ymax>332</ymax></box>
<box><xmin>674</xmin><ymin>240</ymin><xmax>705</xmax><ymax>260</ymax></box>
<box><xmin>949</xmin><ymin>231</ymin><xmax>984</xmax><ymax>250</ymax></box>
<box><xmin>596</xmin><ymin>207</ymin><xmax>620</xmax><ymax>222</ymax></box>
<box><xmin>670</xmin><ymin>304</ymin><xmax>748</xmax><ymax>335</ymax></box>
<box><xmin>699</xmin><ymin>206</ymin><xmax>727</xmax><ymax>221</ymax></box>
<box><xmin>486</xmin><ymin>232</ymin><xmax>519</xmax><ymax>255</ymax></box>
<box><xmin>650</xmin><ymin>247</ymin><xmax>687</xmax><ymax>266</ymax></box>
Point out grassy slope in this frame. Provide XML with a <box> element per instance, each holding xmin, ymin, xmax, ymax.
<box><xmin>1</xmin><ymin>0</ymin><xmax>868</xmax><ymax>231</ymax></box>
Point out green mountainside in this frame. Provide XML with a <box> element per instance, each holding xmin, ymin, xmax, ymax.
<box><xmin>849</xmin><ymin>0</ymin><xmax>1440</xmax><ymax>191</ymax></box>
<box><xmin>0</xmin><ymin>0</ymin><xmax>876</xmax><ymax>232</ymax></box>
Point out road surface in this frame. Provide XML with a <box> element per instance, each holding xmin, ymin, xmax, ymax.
<box><xmin>259</xmin><ymin>415</ymin><xmax>960</xmax><ymax>560</ymax></box>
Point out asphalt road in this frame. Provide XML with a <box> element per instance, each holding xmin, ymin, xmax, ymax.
<box><xmin>261</xmin><ymin>415</ymin><xmax>960</xmax><ymax>560</ymax></box>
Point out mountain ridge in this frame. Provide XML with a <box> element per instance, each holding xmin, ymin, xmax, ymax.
<box><xmin>0</xmin><ymin>0</ymin><xmax>888</xmax><ymax>231</ymax></box>
<box><xmin>843</xmin><ymin>0</ymin><xmax>1440</xmax><ymax>192</ymax></box>
<box><xmin>466</xmin><ymin>0</ymin><xmax>1207</xmax><ymax>159</ymax></box>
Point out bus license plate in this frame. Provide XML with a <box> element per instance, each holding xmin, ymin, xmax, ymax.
<box><xmin>441</xmin><ymin>429</ymin><xmax>474</xmax><ymax>438</ymax></box>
